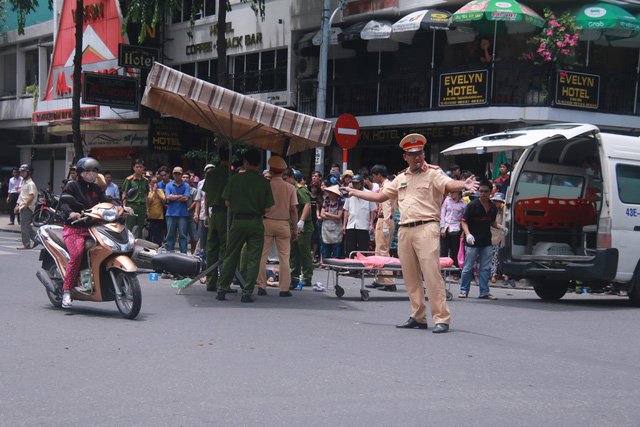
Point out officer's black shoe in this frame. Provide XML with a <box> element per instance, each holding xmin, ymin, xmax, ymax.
<box><xmin>365</xmin><ymin>282</ymin><xmax>383</xmax><ymax>289</ymax></box>
<box><xmin>396</xmin><ymin>317</ymin><xmax>428</xmax><ymax>329</ymax></box>
<box><xmin>257</xmin><ymin>288</ymin><xmax>267</xmax><ymax>296</ymax></box>
<box><xmin>240</xmin><ymin>295</ymin><xmax>254</xmax><ymax>303</ymax></box>
<box><xmin>279</xmin><ymin>291</ymin><xmax>293</xmax><ymax>297</ymax></box>
<box><xmin>227</xmin><ymin>288</ymin><xmax>239</xmax><ymax>294</ymax></box>
<box><xmin>379</xmin><ymin>285</ymin><xmax>397</xmax><ymax>292</ymax></box>
<box><xmin>215</xmin><ymin>292</ymin><xmax>226</xmax><ymax>301</ymax></box>
<box><xmin>432</xmin><ymin>323</ymin><xmax>449</xmax><ymax>334</ymax></box>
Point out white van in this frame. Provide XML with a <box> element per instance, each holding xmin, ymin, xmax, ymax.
<box><xmin>443</xmin><ymin>123</ymin><xmax>640</xmax><ymax>305</ymax></box>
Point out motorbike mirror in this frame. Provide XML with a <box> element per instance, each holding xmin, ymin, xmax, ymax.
<box><xmin>59</xmin><ymin>194</ymin><xmax>78</xmax><ymax>206</ymax></box>
<box><xmin>125</xmin><ymin>188</ymin><xmax>138</xmax><ymax>199</ymax></box>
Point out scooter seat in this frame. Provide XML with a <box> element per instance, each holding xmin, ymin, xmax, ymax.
<box><xmin>45</xmin><ymin>226</ymin><xmax>94</xmax><ymax>251</ymax></box>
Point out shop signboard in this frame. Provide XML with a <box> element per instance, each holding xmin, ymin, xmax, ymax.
<box><xmin>555</xmin><ymin>70</ymin><xmax>600</xmax><ymax>109</ymax></box>
<box><xmin>82</xmin><ymin>73</ymin><xmax>139</xmax><ymax>109</ymax></box>
<box><xmin>438</xmin><ymin>70</ymin><xmax>488</xmax><ymax>107</ymax></box>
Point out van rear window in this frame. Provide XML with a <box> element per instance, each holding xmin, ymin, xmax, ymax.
<box><xmin>516</xmin><ymin>172</ymin><xmax>584</xmax><ymax>201</ymax></box>
<box><xmin>616</xmin><ymin>164</ymin><xmax>640</xmax><ymax>204</ymax></box>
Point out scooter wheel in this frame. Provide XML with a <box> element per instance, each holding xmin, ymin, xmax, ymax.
<box><xmin>113</xmin><ymin>271</ymin><xmax>142</xmax><ymax>319</ymax></box>
<box><xmin>33</xmin><ymin>209</ymin><xmax>53</xmax><ymax>227</ymax></box>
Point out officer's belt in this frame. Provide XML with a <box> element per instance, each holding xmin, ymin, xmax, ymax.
<box><xmin>127</xmin><ymin>201</ymin><xmax>145</xmax><ymax>205</ymax></box>
<box><xmin>399</xmin><ymin>220</ymin><xmax>436</xmax><ymax>228</ymax></box>
<box><xmin>233</xmin><ymin>214</ymin><xmax>261</xmax><ymax>220</ymax></box>
<box><xmin>263</xmin><ymin>217</ymin><xmax>289</xmax><ymax>221</ymax></box>
<box><xmin>210</xmin><ymin>206</ymin><xmax>226</xmax><ymax>213</ymax></box>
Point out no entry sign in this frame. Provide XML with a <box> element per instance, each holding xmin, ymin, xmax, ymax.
<box><xmin>334</xmin><ymin>114</ymin><xmax>360</xmax><ymax>150</ymax></box>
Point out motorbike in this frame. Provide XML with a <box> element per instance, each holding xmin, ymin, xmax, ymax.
<box><xmin>33</xmin><ymin>188</ymin><xmax>61</xmax><ymax>227</ymax></box>
<box><xmin>35</xmin><ymin>193</ymin><xmax>142</xmax><ymax>319</ymax></box>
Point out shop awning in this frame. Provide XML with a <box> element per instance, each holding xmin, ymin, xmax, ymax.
<box><xmin>141</xmin><ymin>62</ymin><xmax>332</xmax><ymax>156</ymax></box>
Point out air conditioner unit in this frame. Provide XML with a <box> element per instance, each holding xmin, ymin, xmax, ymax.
<box><xmin>297</xmin><ymin>57</ymin><xmax>319</xmax><ymax>78</ymax></box>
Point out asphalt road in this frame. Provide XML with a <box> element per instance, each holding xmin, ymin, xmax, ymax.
<box><xmin>1</xmin><ymin>230</ymin><xmax>639</xmax><ymax>426</ymax></box>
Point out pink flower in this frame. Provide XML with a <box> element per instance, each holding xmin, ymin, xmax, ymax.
<box><xmin>560</xmin><ymin>27</ymin><xmax>565</xmax><ymax>31</ymax></box>
<box><xmin>549</xmin><ymin>20</ymin><xmax>558</xmax><ymax>27</ymax></box>
<box><xmin>557</xmin><ymin>41</ymin><xmax>566</xmax><ymax>47</ymax></box>
<box><xmin>559</xmin><ymin>71</ymin><xmax>568</xmax><ymax>77</ymax></box>
<box><xmin>547</xmin><ymin>29</ymin><xmax>554</xmax><ymax>36</ymax></box>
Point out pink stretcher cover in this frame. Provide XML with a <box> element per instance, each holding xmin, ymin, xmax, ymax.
<box><xmin>324</xmin><ymin>253</ymin><xmax>454</xmax><ymax>269</ymax></box>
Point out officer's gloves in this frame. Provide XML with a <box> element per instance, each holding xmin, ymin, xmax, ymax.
<box><xmin>297</xmin><ymin>220</ymin><xmax>305</xmax><ymax>233</ymax></box>
<box><xmin>465</xmin><ymin>234</ymin><xmax>475</xmax><ymax>245</ymax></box>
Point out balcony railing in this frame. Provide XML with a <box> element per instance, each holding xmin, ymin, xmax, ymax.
<box><xmin>298</xmin><ymin>62</ymin><xmax>639</xmax><ymax>118</ymax></box>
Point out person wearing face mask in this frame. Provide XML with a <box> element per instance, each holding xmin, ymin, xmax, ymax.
<box><xmin>582</xmin><ymin>156</ymin><xmax>600</xmax><ymax>178</ymax></box>
<box><xmin>58</xmin><ymin>157</ymin><xmax>110</xmax><ymax>308</ymax></box>
<box><xmin>328</xmin><ymin>170</ymin><xmax>341</xmax><ymax>186</ymax></box>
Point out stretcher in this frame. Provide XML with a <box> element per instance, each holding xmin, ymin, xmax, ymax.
<box><xmin>321</xmin><ymin>252</ymin><xmax>459</xmax><ymax>301</ymax></box>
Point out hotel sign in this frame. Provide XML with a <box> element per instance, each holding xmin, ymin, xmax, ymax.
<box><xmin>555</xmin><ymin>71</ymin><xmax>600</xmax><ymax>109</ymax></box>
<box><xmin>439</xmin><ymin>70</ymin><xmax>488</xmax><ymax>107</ymax></box>
<box><xmin>118</xmin><ymin>44</ymin><xmax>159</xmax><ymax>69</ymax></box>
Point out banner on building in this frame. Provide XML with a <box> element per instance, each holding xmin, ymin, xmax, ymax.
<box><xmin>555</xmin><ymin>70</ymin><xmax>600</xmax><ymax>109</ymax></box>
<box><xmin>438</xmin><ymin>70</ymin><xmax>488</xmax><ymax>107</ymax></box>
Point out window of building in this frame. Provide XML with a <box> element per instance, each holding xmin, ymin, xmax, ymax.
<box><xmin>2</xmin><ymin>52</ymin><xmax>17</xmax><ymax>97</ymax></box>
<box><xmin>174</xmin><ymin>60</ymin><xmax>218</xmax><ymax>83</ymax></box>
<box><xmin>171</xmin><ymin>0</ymin><xmax>215</xmax><ymax>23</ymax></box>
<box><xmin>229</xmin><ymin>48</ymin><xmax>288</xmax><ymax>94</ymax></box>
<box><xmin>24</xmin><ymin>49</ymin><xmax>39</xmax><ymax>88</ymax></box>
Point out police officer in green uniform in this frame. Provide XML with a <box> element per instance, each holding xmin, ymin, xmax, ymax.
<box><xmin>122</xmin><ymin>158</ymin><xmax>150</xmax><ymax>238</ymax></box>
<box><xmin>203</xmin><ymin>146</ymin><xmax>234</xmax><ymax>292</ymax></box>
<box><xmin>284</xmin><ymin>168</ymin><xmax>314</xmax><ymax>288</ymax></box>
<box><xmin>215</xmin><ymin>149</ymin><xmax>274</xmax><ymax>303</ymax></box>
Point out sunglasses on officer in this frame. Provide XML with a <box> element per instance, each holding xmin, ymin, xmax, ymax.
<box><xmin>404</xmin><ymin>151</ymin><xmax>425</xmax><ymax>158</ymax></box>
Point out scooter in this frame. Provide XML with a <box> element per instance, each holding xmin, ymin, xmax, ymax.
<box><xmin>33</xmin><ymin>188</ymin><xmax>61</xmax><ymax>227</ymax></box>
<box><xmin>35</xmin><ymin>193</ymin><xmax>141</xmax><ymax>319</ymax></box>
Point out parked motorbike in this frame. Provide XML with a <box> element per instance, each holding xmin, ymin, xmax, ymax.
<box><xmin>36</xmin><ymin>193</ymin><xmax>141</xmax><ymax>319</ymax></box>
<box><xmin>32</xmin><ymin>188</ymin><xmax>61</xmax><ymax>227</ymax></box>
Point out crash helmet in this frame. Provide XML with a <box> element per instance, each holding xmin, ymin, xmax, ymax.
<box><xmin>293</xmin><ymin>170</ymin><xmax>303</xmax><ymax>182</ymax></box>
<box><xmin>18</xmin><ymin>164</ymin><xmax>34</xmax><ymax>173</ymax></box>
<box><xmin>76</xmin><ymin>157</ymin><xmax>100</xmax><ymax>173</ymax></box>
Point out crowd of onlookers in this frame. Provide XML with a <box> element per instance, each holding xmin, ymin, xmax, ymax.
<box><xmin>2</xmin><ymin>156</ymin><xmax>517</xmax><ymax>287</ymax></box>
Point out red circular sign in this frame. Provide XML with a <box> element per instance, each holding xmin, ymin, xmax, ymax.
<box><xmin>334</xmin><ymin>114</ymin><xmax>360</xmax><ymax>150</ymax></box>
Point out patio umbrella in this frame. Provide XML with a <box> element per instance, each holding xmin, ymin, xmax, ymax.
<box><xmin>452</xmin><ymin>0</ymin><xmax>544</xmax><ymax>96</ymax></box>
<box><xmin>574</xmin><ymin>3</ymin><xmax>640</xmax><ymax>66</ymax></box>
<box><xmin>596</xmin><ymin>13</ymin><xmax>640</xmax><ymax>112</ymax></box>
<box><xmin>360</xmin><ymin>20</ymin><xmax>398</xmax><ymax>112</ymax></box>
<box><xmin>452</xmin><ymin>0</ymin><xmax>545</xmax><ymax>62</ymax></box>
<box><xmin>391</xmin><ymin>9</ymin><xmax>452</xmax><ymax>108</ymax></box>
<box><xmin>141</xmin><ymin>62</ymin><xmax>333</xmax><ymax>156</ymax></box>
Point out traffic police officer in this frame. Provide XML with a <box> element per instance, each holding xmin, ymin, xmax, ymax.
<box><xmin>284</xmin><ymin>168</ymin><xmax>314</xmax><ymax>288</ymax></box>
<box><xmin>203</xmin><ymin>146</ymin><xmax>235</xmax><ymax>292</ymax></box>
<box><xmin>122</xmin><ymin>158</ymin><xmax>149</xmax><ymax>238</ymax></box>
<box><xmin>342</xmin><ymin>134</ymin><xmax>479</xmax><ymax>333</ymax></box>
<box><xmin>256</xmin><ymin>156</ymin><xmax>299</xmax><ymax>297</ymax></box>
<box><xmin>215</xmin><ymin>149</ymin><xmax>274</xmax><ymax>303</ymax></box>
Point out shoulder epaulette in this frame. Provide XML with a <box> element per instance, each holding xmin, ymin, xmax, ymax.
<box><xmin>125</xmin><ymin>175</ymin><xmax>134</xmax><ymax>180</ymax></box>
<box><xmin>427</xmin><ymin>164</ymin><xmax>441</xmax><ymax>170</ymax></box>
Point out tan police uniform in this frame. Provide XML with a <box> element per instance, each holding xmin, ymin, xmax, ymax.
<box><xmin>381</xmin><ymin>134</ymin><xmax>452</xmax><ymax>325</ymax></box>
<box><xmin>257</xmin><ymin>156</ymin><xmax>298</xmax><ymax>292</ymax></box>
<box><xmin>374</xmin><ymin>178</ymin><xmax>398</xmax><ymax>285</ymax></box>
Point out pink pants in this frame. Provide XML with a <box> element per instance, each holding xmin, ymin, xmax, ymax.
<box><xmin>62</xmin><ymin>226</ymin><xmax>91</xmax><ymax>291</ymax></box>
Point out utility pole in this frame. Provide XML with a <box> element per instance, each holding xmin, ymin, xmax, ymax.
<box><xmin>314</xmin><ymin>0</ymin><xmax>347</xmax><ymax>174</ymax></box>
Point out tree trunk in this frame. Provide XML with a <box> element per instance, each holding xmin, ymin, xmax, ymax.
<box><xmin>71</xmin><ymin>0</ymin><xmax>84</xmax><ymax>162</ymax></box>
<box><xmin>216</xmin><ymin>0</ymin><xmax>228</xmax><ymax>88</ymax></box>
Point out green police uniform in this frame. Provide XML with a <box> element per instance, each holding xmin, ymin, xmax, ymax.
<box><xmin>122</xmin><ymin>174</ymin><xmax>149</xmax><ymax>238</ymax></box>
<box><xmin>217</xmin><ymin>169</ymin><xmax>274</xmax><ymax>296</ymax></box>
<box><xmin>203</xmin><ymin>164</ymin><xmax>230</xmax><ymax>290</ymax></box>
<box><xmin>290</xmin><ymin>183</ymin><xmax>314</xmax><ymax>285</ymax></box>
